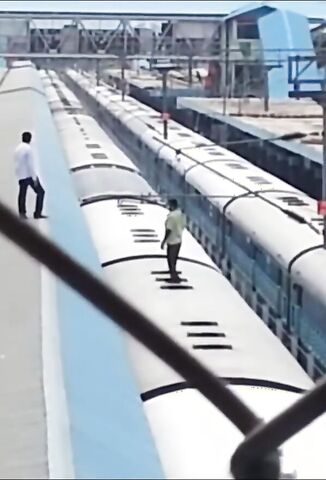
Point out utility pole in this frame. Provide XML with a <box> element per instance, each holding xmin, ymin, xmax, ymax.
<box><xmin>188</xmin><ymin>54</ymin><xmax>193</xmax><ymax>87</ymax></box>
<box><xmin>288</xmin><ymin>54</ymin><xmax>325</xmax><ymax>246</ymax></box>
<box><xmin>162</xmin><ymin>70</ymin><xmax>168</xmax><ymax>139</ymax></box>
<box><xmin>96</xmin><ymin>59</ymin><xmax>100</xmax><ymax>86</ymax></box>
<box><xmin>155</xmin><ymin>63</ymin><xmax>177</xmax><ymax>140</ymax></box>
<box><xmin>121</xmin><ymin>20</ymin><xmax>127</xmax><ymax>101</ymax></box>
<box><xmin>322</xmin><ymin>68</ymin><xmax>326</xmax><ymax>248</ymax></box>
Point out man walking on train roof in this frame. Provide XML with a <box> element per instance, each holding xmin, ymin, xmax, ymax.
<box><xmin>14</xmin><ymin>131</ymin><xmax>47</xmax><ymax>220</ymax></box>
<box><xmin>161</xmin><ymin>198</ymin><xmax>186</xmax><ymax>282</ymax></box>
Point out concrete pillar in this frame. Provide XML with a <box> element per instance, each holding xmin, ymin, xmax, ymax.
<box><xmin>229</xmin><ymin>21</ymin><xmax>237</xmax><ymax>97</ymax></box>
<box><xmin>220</xmin><ymin>23</ymin><xmax>227</xmax><ymax>94</ymax></box>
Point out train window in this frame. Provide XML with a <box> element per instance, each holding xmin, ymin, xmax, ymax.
<box><xmin>209</xmin><ymin>203</ymin><xmax>214</xmax><ymax>218</ymax></box>
<box><xmin>194</xmin><ymin>187</ymin><xmax>201</xmax><ymax>201</ymax></box>
<box><xmin>233</xmin><ymin>228</ymin><xmax>246</xmax><ymax>249</ymax></box>
<box><xmin>244</xmin><ymin>235</ymin><xmax>254</xmax><ymax>257</ymax></box>
<box><xmin>215</xmin><ymin>208</ymin><xmax>221</xmax><ymax>225</ymax></box>
<box><xmin>254</xmin><ymin>245</ymin><xmax>266</xmax><ymax>270</ymax></box>
<box><xmin>226</xmin><ymin>219</ymin><xmax>233</xmax><ymax>236</ymax></box>
<box><xmin>293</xmin><ymin>284</ymin><xmax>303</xmax><ymax>307</ymax></box>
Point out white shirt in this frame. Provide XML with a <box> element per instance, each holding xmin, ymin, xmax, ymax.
<box><xmin>14</xmin><ymin>142</ymin><xmax>36</xmax><ymax>181</ymax></box>
<box><xmin>165</xmin><ymin>209</ymin><xmax>186</xmax><ymax>245</ymax></box>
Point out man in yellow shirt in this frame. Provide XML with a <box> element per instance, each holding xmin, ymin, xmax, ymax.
<box><xmin>161</xmin><ymin>198</ymin><xmax>186</xmax><ymax>282</ymax></box>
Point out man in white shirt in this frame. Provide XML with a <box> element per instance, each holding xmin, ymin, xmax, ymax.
<box><xmin>161</xmin><ymin>198</ymin><xmax>186</xmax><ymax>282</ymax></box>
<box><xmin>14</xmin><ymin>131</ymin><xmax>46</xmax><ymax>219</ymax></box>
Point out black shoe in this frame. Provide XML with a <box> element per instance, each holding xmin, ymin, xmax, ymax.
<box><xmin>33</xmin><ymin>213</ymin><xmax>48</xmax><ymax>219</ymax></box>
<box><xmin>170</xmin><ymin>275</ymin><xmax>181</xmax><ymax>283</ymax></box>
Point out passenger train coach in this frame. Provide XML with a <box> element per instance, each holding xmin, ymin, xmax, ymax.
<box><xmin>41</xmin><ymin>69</ymin><xmax>326</xmax><ymax>480</ymax></box>
<box><xmin>63</xmin><ymin>68</ymin><xmax>326</xmax><ymax>377</ymax></box>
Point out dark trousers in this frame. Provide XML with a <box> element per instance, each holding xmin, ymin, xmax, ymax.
<box><xmin>167</xmin><ymin>243</ymin><xmax>181</xmax><ymax>278</ymax></box>
<box><xmin>18</xmin><ymin>177</ymin><xmax>45</xmax><ymax>216</ymax></box>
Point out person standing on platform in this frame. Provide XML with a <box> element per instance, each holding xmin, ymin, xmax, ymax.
<box><xmin>161</xmin><ymin>198</ymin><xmax>186</xmax><ymax>282</ymax></box>
<box><xmin>14</xmin><ymin>131</ymin><xmax>46</xmax><ymax>219</ymax></box>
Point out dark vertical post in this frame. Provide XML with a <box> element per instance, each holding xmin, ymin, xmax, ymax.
<box><xmin>162</xmin><ymin>71</ymin><xmax>168</xmax><ymax>140</ymax></box>
<box><xmin>121</xmin><ymin>20</ymin><xmax>127</xmax><ymax>101</ymax></box>
<box><xmin>188</xmin><ymin>54</ymin><xmax>193</xmax><ymax>87</ymax></box>
<box><xmin>150</xmin><ymin>32</ymin><xmax>156</xmax><ymax>70</ymax></box>
<box><xmin>323</xmin><ymin>101</ymin><xmax>326</xmax><ymax>248</ymax></box>
<box><xmin>96</xmin><ymin>59</ymin><xmax>100</xmax><ymax>86</ymax></box>
<box><xmin>263</xmin><ymin>66</ymin><xmax>269</xmax><ymax>112</ymax></box>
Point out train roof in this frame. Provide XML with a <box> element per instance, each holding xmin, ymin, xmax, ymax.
<box><xmin>82</xmin><ymin>199</ymin><xmax>313</xmax><ymax>392</ymax></box>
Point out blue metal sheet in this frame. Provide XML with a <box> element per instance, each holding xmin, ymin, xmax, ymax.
<box><xmin>33</xmin><ymin>72</ymin><xmax>163</xmax><ymax>479</ymax></box>
<box><xmin>258</xmin><ymin>10</ymin><xmax>320</xmax><ymax>99</ymax></box>
<box><xmin>223</xmin><ymin>2</ymin><xmax>274</xmax><ymax>22</ymax></box>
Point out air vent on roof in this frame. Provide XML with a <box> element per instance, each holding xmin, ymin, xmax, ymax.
<box><xmin>208</xmin><ymin>151</ymin><xmax>224</xmax><ymax>156</ymax></box>
<box><xmin>187</xmin><ymin>332</ymin><xmax>226</xmax><ymax>338</ymax></box>
<box><xmin>86</xmin><ymin>144</ymin><xmax>101</xmax><ymax>149</ymax></box>
<box><xmin>134</xmin><ymin>239</ymin><xmax>159</xmax><ymax>242</ymax></box>
<box><xmin>91</xmin><ymin>153</ymin><xmax>108</xmax><ymax>159</ymax></box>
<box><xmin>146</xmin><ymin>123</ymin><xmax>156</xmax><ymax>131</ymax></box>
<box><xmin>247</xmin><ymin>176</ymin><xmax>271</xmax><ymax>185</ymax></box>
<box><xmin>278</xmin><ymin>196</ymin><xmax>309</xmax><ymax>207</ymax></box>
<box><xmin>311</xmin><ymin>217</ymin><xmax>324</xmax><ymax>225</ymax></box>
<box><xmin>205</xmin><ymin>147</ymin><xmax>220</xmax><ymax>152</ymax></box>
<box><xmin>151</xmin><ymin>270</ymin><xmax>181</xmax><ymax>275</ymax></box>
<box><xmin>178</xmin><ymin>132</ymin><xmax>192</xmax><ymax>138</ymax></box>
<box><xmin>121</xmin><ymin>212</ymin><xmax>144</xmax><ymax>216</ymax></box>
<box><xmin>193</xmin><ymin>344</ymin><xmax>232</xmax><ymax>350</ymax></box>
<box><xmin>133</xmin><ymin>234</ymin><xmax>158</xmax><ymax>238</ymax></box>
<box><xmin>181</xmin><ymin>321</ymin><xmax>218</xmax><ymax>326</ymax></box>
<box><xmin>161</xmin><ymin>285</ymin><xmax>194</xmax><ymax>290</ymax></box>
<box><xmin>227</xmin><ymin>163</ymin><xmax>247</xmax><ymax>170</ymax></box>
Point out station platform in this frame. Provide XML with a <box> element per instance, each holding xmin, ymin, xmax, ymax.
<box><xmin>177</xmin><ymin>97</ymin><xmax>323</xmax><ymax>155</ymax></box>
<box><xmin>0</xmin><ymin>63</ymin><xmax>163</xmax><ymax>479</ymax></box>
<box><xmin>176</xmin><ymin>96</ymin><xmax>324</xmax><ymax>199</ymax></box>
<box><xmin>0</xmin><ymin>66</ymin><xmax>48</xmax><ymax>479</ymax></box>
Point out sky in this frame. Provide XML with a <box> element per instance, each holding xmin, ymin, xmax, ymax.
<box><xmin>0</xmin><ymin>1</ymin><xmax>325</xmax><ymax>18</ymax></box>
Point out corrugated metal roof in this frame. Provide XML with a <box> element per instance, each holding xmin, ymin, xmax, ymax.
<box><xmin>223</xmin><ymin>1</ymin><xmax>275</xmax><ymax>22</ymax></box>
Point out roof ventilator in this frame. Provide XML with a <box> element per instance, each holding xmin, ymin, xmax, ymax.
<box><xmin>278</xmin><ymin>196</ymin><xmax>309</xmax><ymax>207</ymax></box>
